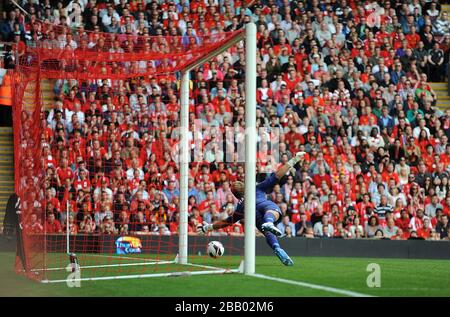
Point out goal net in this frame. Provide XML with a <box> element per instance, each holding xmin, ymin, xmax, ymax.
<box><xmin>11</xmin><ymin>21</ymin><xmax>256</xmax><ymax>283</ymax></box>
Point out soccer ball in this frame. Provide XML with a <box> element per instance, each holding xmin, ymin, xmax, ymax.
<box><xmin>207</xmin><ymin>241</ymin><xmax>224</xmax><ymax>258</ymax></box>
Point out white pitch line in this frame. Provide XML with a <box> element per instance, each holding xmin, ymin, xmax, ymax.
<box><xmin>251</xmin><ymin>273</ymin><xmax>374</xmax><ymax>297</ymax></box>
<box><xmin>35</xmin><ymin>254</ymin><xmax>174</xmax><ymax>271</ymax></box>
<box><xmin>41</xmin><ymin>268</ymin><xmax>241</xmax><ymax>283</ymax></box>
<box><xmin>76</xmin><ymin>260</ymin><xmax>176</xmax><ymax>270</ymax></box>
<box><xmin>34</xmin><ymin>260</ymin><xmax>176</xmax><ymax>272</ymax></box>
<box><xmin>185</xmin><ymin>262</ymin><xmax>233</xmax><ymax>271</ymax></box>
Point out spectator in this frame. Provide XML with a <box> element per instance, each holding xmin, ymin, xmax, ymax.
<box><xmin>63</xmin><ymin>214</ymin><xmax>79</xmax><ymax>235</ymax></box>
<box><xmin>348</xmin><ymin>217</ymin><xmax>364</xmax><ymax>238</ymax></box>
<box><xmin>163</xmin><ymin>180</ymin><xmax>180</xmax><ymax>203</ymax></box>
<box><xmin>365</xmin><ymin>216</ymin><xmax>381</xmax><ymax>238</ymax></box>
<box><xmin>284</xmin><ymin>225</ymin><xmax>294</xmax><ymax>238</ymax></box>
<box><xmin>277</xmin><ymin>215</ymin><xmax>296</xmax><ymax>237</ymax></box>
<box><xmin>319</xmin><ymin>224</ymin><xmax>332</xmax><ymax>238</ymax></box>
<box><xmin>101</xmin><ymin>216</ymin><xmax>117</xmax><ymax>235</ymax></box>
<box><xmin>417</xmin><ymin>217</ymin><xmax>433</xmax><ymax>239</ymax></box>
<box><xmin>313</xmin><ymin>214</ymin><xmax>334</xmax><ymax>237</ymax></box>
<box><xmin>441</xmin><ymin>228</ymin><xmax>450</xmax><ymax>241</ymax></box>
<box><xmin>433</xmin><ymin>12</ymin><xmax>450</xmax><ymax>36</ymax></box>
<box><xmin>301</xmin><ymin>223</ymin><xmax>313</xmax><ymax>238</ymax></box>
<box><xmin>374</xmin><ymin>229</ymin><xmax>385</xmax><ymax>239</ymax></box>
<box><xmin>425</xmin><ymin>194</ymin><xmax>443</xmax><ymax>218</ymax></box>
<box><xmin>427</xmin><ymin>42</ymin><xmax>444</xmax><ymax>82</ymax></box>
<box><xmin>436</xmin><ymin>214</ymin><xmax>450</xmax><ymax>239</ymax></box>
<box><xmin>295</xmin><ymin>211</ymin><xmax>312</xmax><ymax>237</ymax></box>
<box><xmin>79</xmin><ymin>214</ymin><xmax>96</xmax><ymax>233</ymax></box>
<box><xmin>333</xmin><ymin>221</ymin><xmax>348</xmax><ymax>238</ymax></box>
<box><xmin>375</xmin><ymin>195</ymin><xmax>393</xmax><ymax>222</ymax></box>
<box><xmin>24</xmin><ymin>213</ymin><xmax>44</xmax><ymax>234</ymax></box>
<box><xmin>45</xmin><ymin>212</ymin><xmax>62</xmax><ymax>233</ymax></box>
<box><xmin>383</xmin><ymin>218</ymin><xmax>400</xmax><ymax>239</ymax></box>
<box><xmin>410</xmin><ymin>209</ymin><xmax>428</xmax><ymax>232</ymax></box>
<box><xmin>426</xmin><ymin>2</ymin><xmax>440</xmax><ymax>22</ymax></box>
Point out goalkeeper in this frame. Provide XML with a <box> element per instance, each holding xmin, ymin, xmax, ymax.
<box><xmin>197</xmin><ymin>152</ymin><xmax>305</xmax><ymax>266</ymax></box>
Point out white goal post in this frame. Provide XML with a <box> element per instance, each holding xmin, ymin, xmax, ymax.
<box><xmin>177</xmin><ymin>23</ymin><xmax>257</xmax><ymax>274</ymax></box>
<box><xmin>243</xmin><ymin>22</ymin><xmax>257</xmax><ymax>275</ymax></box>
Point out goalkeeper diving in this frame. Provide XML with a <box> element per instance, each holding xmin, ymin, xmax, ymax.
<box><xmin>197</xmin><ymin>152</ymin><xmax>306</xmax><ymax>266</ymax></box>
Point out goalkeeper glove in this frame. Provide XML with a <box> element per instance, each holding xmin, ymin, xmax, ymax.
<box><xmin>287</xmin><ymin>151</ymin><xmax>306</xmax><ymax>167</ymax></box>
<box><xmin>196</xmin><ymin>221</ymin><xmax>214</xmax><ymax>235</ymax></box>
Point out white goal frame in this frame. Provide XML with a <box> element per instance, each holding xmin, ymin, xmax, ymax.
<box><xmin>178</xmin><ymin>22</ymin><xmax>257</xmax><ymax>275</ymax></box>
<box><xmin>38</xmin><ymin>23</ymin><xmax>257</xmax><ymax>283</ymax></box>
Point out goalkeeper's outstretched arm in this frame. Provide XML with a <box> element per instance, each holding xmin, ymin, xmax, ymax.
<box><xmin>275</xmin><ymin>152</ymin><xmax>305</xmax><ymax>179</ymax></box>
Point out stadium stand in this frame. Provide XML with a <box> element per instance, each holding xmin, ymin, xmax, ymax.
<box><xmin>0</xmin><ymin>0</ymin><xmax>449</xmax><ymax>241</ymax></box>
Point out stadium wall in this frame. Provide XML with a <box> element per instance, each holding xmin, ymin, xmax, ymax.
<box><xmin>1</xmin><ymin>234</ymin><xmax>450</xmax><ymax>260</ymax></box>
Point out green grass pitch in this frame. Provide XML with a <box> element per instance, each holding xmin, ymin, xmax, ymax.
<box><xmin>0</xmin><ymin>251</ymin><xmax>449</xmax><ymax>297</ymax></box>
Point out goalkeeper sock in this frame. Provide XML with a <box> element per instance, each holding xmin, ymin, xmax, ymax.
<box><xmin>263</xmin><ymin>212</ymin><xmax>277</xmax><ymax>224</ymax></box>
<box><xmin>265</xmin><ymin>232</ymin><xmax>280</xmax><ymax>251</ymax></box>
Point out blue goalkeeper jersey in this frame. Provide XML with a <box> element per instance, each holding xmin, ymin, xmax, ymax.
<box><xmin>230</xmin><ymin>173</ymin><xmax>282</xmax><ymax>225</ymax></box>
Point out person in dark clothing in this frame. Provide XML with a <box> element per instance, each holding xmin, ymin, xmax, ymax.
<box><xmin>427</xmin><ymin>43</ymin><xmax>444</xmax><ymax>82</ymax></box>
<box><xmin>3</xmin><ymin>193</ymin><xmax>29</xmax><ymax>273</ymax></box>
<box><xmin>3</xmin><ymin>193</ymin><xmax>18</xmax><ymax>237</ymax></box>
<box><xmin>327</xmin><ymin>69</ymin><xmax>352</xmax><ymax>92</ymax></box>
<box><xmin>435</xmin><ymin>214</ymin><xmax>450</xmax><ymax>239</ymax></box>
<box><xmin>388</xmin><ymin>139</ymin><xmax>406</xmax><ymax>164</ymax></box>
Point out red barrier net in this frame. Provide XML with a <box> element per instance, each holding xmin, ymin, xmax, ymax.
<box><xmin>11</xmin><ymin>25</ymin><xmax>246</xmax><ymax>282</ymax></box>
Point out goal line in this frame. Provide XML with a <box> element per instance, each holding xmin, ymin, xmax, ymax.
<box><xmin>40</xmin><ymin>259</ymin><xmax>243</xmax><ymax>284</ymax></box>
<box><xmin>33</xmin><ymin>257</ymin><xmax>176</xmax><ymax>272</ymax></box>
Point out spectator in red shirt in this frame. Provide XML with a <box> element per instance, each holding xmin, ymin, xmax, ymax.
<box><xmin>24</xmin><ymin>213</ymin><xmax>44</xmax><ymax>234</ymax></box>
<box><xmin>45</xmin><ymin>212</ymin><xmax>62</xmax><ymax>233</ymax></box>
<box><xmin>417</xmin><ymin>217</ymin><xmax>433</xmax><ymax>239</ymax></box>
<box><xmin>395</xmin><ymin>209</ymin><xmax>412</xmax><ymax>233</ymax></box>
<box><xmin>313</xmin><ymin>165</ymin><xmax>332</xmax><ymax>188</ymax></box>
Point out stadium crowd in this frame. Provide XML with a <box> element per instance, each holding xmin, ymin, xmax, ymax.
<box><xmin>1</xmin><ymin>0</ymin><xmax>450</xmax><ymax>241</ymax></box>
